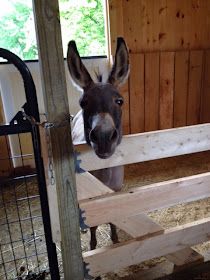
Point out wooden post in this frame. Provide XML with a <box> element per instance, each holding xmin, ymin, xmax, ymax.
<box><xmin>32</xmin><ymin>1</ymin><xmax>84</xmax><ymax>279</ymax></box>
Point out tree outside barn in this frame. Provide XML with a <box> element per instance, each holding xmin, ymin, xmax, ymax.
<box><xmin>0</xmin><ymin>0</ymin><xmax>106</xmax><ymax>60</ymax></box>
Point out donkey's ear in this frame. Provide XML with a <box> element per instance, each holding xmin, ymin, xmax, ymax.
<box><xmin>108</xmin><ymin>37</ymin><xmax>129</xmax><ymax>88</ymax></box>
<box><xmin>67</xmin><ymin>41</ymin><xmax>94</xmax><ymax>90</ymax></box>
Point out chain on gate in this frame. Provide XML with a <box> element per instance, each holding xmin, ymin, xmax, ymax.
<box><xmin>22</xmin><ymin>111</ymin><xmax>74</xmax><ymax>186</ymax></box>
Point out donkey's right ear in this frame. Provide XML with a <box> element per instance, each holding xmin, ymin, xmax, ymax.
<box><xmin>67</xmin><ymin>41</ymin><xmax>94</xmax><ymax>90</ymax></box>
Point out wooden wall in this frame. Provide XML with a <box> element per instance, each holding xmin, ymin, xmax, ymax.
<box><xmin>109</xmin><ymin>0</ymin><xmax>210</xmax><ymax>134</ymax></box>
<box><xmin>0</xmin><ymin>95</ymin><xmax>12</xmax><ymax>177</ymax></box>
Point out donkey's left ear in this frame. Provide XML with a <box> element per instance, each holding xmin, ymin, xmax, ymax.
<box><xmin>108</xmin><ymin>37</ymin><xmax>130</xmax><ymax>88</ymax></box>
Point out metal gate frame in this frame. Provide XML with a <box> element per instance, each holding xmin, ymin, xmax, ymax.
<box><xmin>0</xmin><ymin>48</ymin><xmax>60</xmax><ymax>279</ymax></box>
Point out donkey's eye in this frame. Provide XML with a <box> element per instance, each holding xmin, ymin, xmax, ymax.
<box><xmin>80</xmin><ymin>99</ymin><xmax>88</xmax><ymax>108</ymax></box>
<box><xmin>115</xmin><ymin>98</ymin><xmax>124</xmax><ymax>106</ymax></box>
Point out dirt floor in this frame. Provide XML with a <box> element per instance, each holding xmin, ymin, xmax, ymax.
<box><xmin>1</xmin><ymin>151</ymin><xmax>210</xmax><ymax>279</ymax></box>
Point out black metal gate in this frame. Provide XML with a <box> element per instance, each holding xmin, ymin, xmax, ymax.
<box><xmin>0</xmin><ymin>49</ymin><xmax>60</xmax><ymax>279</ymax></box>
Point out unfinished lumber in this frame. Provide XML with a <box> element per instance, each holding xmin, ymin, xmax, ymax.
<box><xmin>33</xmin><ymin>1</ymin><xmax>83</xmax><ymax>279</ymax></box>
<box><xmin>112</xmin><ymin>213</ymin><xmax>203</xmax><ymax>271</ymax></box>
<box><xmin>76</xmin><ymin>123</ymin><xmax>210</xmax><ymax>171</ymax></box>
<box><xmin>174</xmin><ymin>51</ymin><xmax>189</xmax><ymax>127</ymax></box>
<box><xmin>80</xmin><ymin>172</ymin><xmax>210</xmax><ymax>227</ymax></box>
<box><xmin>112</xmin><ymin>213</ymin><xmax>164</xmax><ymax>239</ymax></box>
<box><xmin>83</xmin><ymin>217</ymin><xmax>210</xmax><ymax>277</ymax></box>
<box><xmin>167</xmin><ymin>247</ymin><xmax>204</xmax><ymax>271</ymax></box>
<box><xmin>159</xmin><ymin>52</ymin><xmax>174</xmax><ymax>129</ymax></box>
<box><xmin>76</xmin><ymin>172</ymin><xmax>113</xmax><ymax>201</ymax></box>
<box><xmin>145</xmin><ymin>52</ymin><xmax>159</xmax><ymax>131</ymax></box>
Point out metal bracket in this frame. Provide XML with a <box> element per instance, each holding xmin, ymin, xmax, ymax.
<box><xmin>83</xmin><ymin>262</ymin><xmax>94</xmax><ymax>280</ymax></box>
<box><xmin>9</xmin><ymin>103</ymin><xmax>30</xmax><ymax>125</ymax></box>
<box><xmin>9</xmin><ymin>103</ymin><xmax>27</xmax><ymax>125</ymax></box>
<box><xmin>74</xmin><ymin>150</ymin><xmax>86</xmax><ymax>174</ymax></box>
<box><xmin>79</xmin><ymin>208</ymin><xmax>89</xmax><ymax>231</ymax></box>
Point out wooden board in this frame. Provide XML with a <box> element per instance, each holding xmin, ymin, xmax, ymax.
<box><xmin>129</xmin><ymin>53</ymin><xmax>145</xmax><ymax>133</ymax></box>
<box><xmin>109</xmin><ymin>0</ymin><xmax>124</xmax><ymax>55</ymax></box>
<box><xmin>120</xmin><ymin>81</ymin><xmax>130</xmax><ymax>134</ymax></box>
<box><xmin>80</xmin><ymin>172</ymin><xmax>210</xmax><ymax>227</ymax></box>
<box><xmin>173</xmin><ymin>51</ymin><xmax>189</xmax><ymax>127</ymax></box>
<box><xmin>33</xmin><ymin>1</ymin><xmax>84</xmax><ymax>279</ymax></box>
<box><xmin>0</xmin><ymin>95</ymin><xmax>12</xmax><ymax>177</ymax></box>
<box><xmin>145</xmin><ymin>52</ymin><xmax>159</xmax><ymax>131</ymax></box>
<box><xmin>200</xmin><ymin>50</ymin><xmax>210</xmax><ymax>123</ymax></box>
<box><xmin>113</xmin><ymin>212</ymin><xmax>203</xmax><ymax>271</ymax></box>
<box><xmin>109</xmin><ymin>0</ymin><xmax>210</xmax><ymax>52</ymax></box>
<box><xmin>159</xmin><ymin>52</ymin><xmax>174</xmax><ymax>129</ymax></box>
<box><xmin>167</xmin><ymin>248</ymin><xmax>204</xmax><ymax>271</ymax></box>
<box><xmin>83</xmin><ymin>217</ymin><xmax>210</xmax><ymax>277</ymax></box>
<box><xmin>112</xmin><ymin>213</ymin><xmax>164</xmax><ymax>239</ymax></box>
<box><xmin>187</xmin><ymin>51</ymin><xmax>203</xmax><ymax>125</ymax></box>
<box><xmin>76</xmin><ymin>172</ymin><xmax>113</xmax><ymax>201</ymax></box>
<box><xmin>75</xmin><ymin>123</ymin><xmax>210</xmax><ymax>171</ymax></box>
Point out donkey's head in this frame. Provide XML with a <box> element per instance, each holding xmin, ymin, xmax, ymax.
<box><xmin>67</xmin><ymin>38</ymin><xmax>129</xmax><ymax>159</ymax></box>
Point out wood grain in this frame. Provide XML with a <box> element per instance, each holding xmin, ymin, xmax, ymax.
<box><xmin>0</xmin><ymin>95</ymin><xmax>11</xmax><ymax>176</ymax></box>
<box><xmin>174</xmin><ymin>51</ymin><xmax>189</xmax><ymax>127</ymax></box>
<box><xmin>120</xmin><ymin>81</ymin><xmax>130</xmax><ymax>134</ymax></box>
<box><xmin>187</xmin><ymin>51</ymin><xmax>203</xmax><ymax>125</ymax></box>
<box><xmin>80</xmin><ymin>172</ymin><xmax>210</xmax><ymax>227</ymax></box>
<box><xmin>200</xmin><ymin>50</ymin><xmax>210</xmax><ymax>123</ymax></box>
<box><xmin>112</xmin><ymin>213</ymin><xmax>163</xmax><ymax>239</ymax></box>
<box><xmin>76</xmin><ymin>123</ymin><xmax>210</xmax><ymax>171</ymax></box>
<box><xmin>129</xmin><ymin>53</ymin><xmax>145</xmax><ymax>133</ymax></box>
<box><xmin>145</xmin><ymin>52</ymin><xmax>159</xmax><ymax>131</ymax></box>
<box><xmin>109</xmin><ymin>0</ymin><xmax>210</xmax><ymax>52</ymax></box>
<box><xmin>33</xmin><ymin>1</ymin><xmax>83</xmax><ymax>279</ymax></box>
<box><xmin>167</xmin><ymin>248</ymin><xmax>204</xmax><ymax>270</ymax></box>
<box><xmin>84</xmin><ymin>217</ymin><xmax>210</xmax><ymax>277</ymax></box>
<box><xmin>159</xmin><ymin>52</ymin><xmax>175</xmax><ymax>129</ymax></box>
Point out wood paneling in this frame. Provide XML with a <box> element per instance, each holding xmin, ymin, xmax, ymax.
<box><xmin>110</xmin><ymin>0</ymin><xmax>210</xmax><ymax>53</ymax></box>
<box><xmin>159</xmin><ymin>52</ymin><xmax>174</xmax><ymax>129</ymax></box>
<box><xmin>120</xmin><ymin>81</ymin><xmax>130</xmax><ymax>134</ymax></box>
<box><xmin>200</xmin><ymin>50</ymin><xmax>210</xmax><ymax>123</ymax></box>
<box><xmin>126</xmin><ymin>50</ymin><xmax>208</xmax><ymax>133</ymax></box>
<box><xmin>145</xmin><ymin>52</ymin><xmax>159</xmax><ymax>131</ymax></box>
<box><xmin>0</xmin><ymin>95</ymin><xmax>12</xmax><ymax>177</ymax></box>
<box><xmin>109</xmin><ymin>0</ymin><xmax>124</xmax><ymax>55</ymax></box>
<box><xmin>187</xmin><ymin>51</ymin><xmax>203</xmax><ymax>125</ymax></box>
<box><xmin>109</xmin><ymin>0</ymin><xmax>210</xmax><ymax>133</ymax></box>
<box><xmin>173</xmin><ymin>51</ymin><xmax>189</xmax><ymax>127</ymax></box>
<box><xmin>129</xmin><ymin>53</ymin><xmax>144</xmax><ymax>133</ymax></box>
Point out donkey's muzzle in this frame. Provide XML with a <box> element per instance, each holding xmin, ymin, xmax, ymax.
<box><xmin>90</xmin><ymin>127</ymin><xmax>118</xmax><ymax>144</ymax></box>
<box><xmin>89</xmin><ymin>127</ymin><xmax>119</xmax><ymax>158</ymax></box>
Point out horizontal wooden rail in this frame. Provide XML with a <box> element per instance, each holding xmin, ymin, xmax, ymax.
<box><xmin>80</xmin><ymin>172</ymin><xmax>210</xmax><ymax>227</ymax></box>
<box><xmin>83</xmin><ymin>217</ymin><xmax>210</xmax><ymax>277</ymax></box>
<box><xmin>76</xmin><ymin>172</ymin><xmax>113</xmax><ymax>201</ymax></box>
<box><xmin>75</xmin><ymin>123</ymin><xmax>210</xmax><ymax>171</ymax></box>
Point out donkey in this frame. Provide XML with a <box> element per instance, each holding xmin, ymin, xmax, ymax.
<box><xmin>67</xmin><ymin>37</ymin><xmax>129</xmax><ymax>250</ymax></box>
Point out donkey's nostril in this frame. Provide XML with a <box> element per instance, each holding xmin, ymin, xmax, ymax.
<box><xmin>90</xmin><ymin>130</ymin><xmax>98</xmax><ymax>143</ymax></box>
<box><xmin>110</xmin><ymin>129</ymin><xmax>118</xmax><ymax>141</ymax></box>
<box><xmin>90</xmin><ymin>128</ymin><xmax>118</xmax><ymax>144</ymax></box>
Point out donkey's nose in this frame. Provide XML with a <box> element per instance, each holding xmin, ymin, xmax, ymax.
<box><xmin>90</xmin><ymin>127</ymin><xmax>118</xmax><ymax>144</ymax></box>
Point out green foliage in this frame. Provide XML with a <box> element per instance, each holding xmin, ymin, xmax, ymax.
<box><xmin>0</xmin><ymin>0</ymin><xmax>106</xmax><ymax>60</ymax></box>
<box><xmin>0</xmin><ymin>1</ymin><xmax>37</xmax><ymax>60</ymax></box>
<box><xmin>60</xmin><ymin>0</ymin><xmax>106</xmax><ymax>56</ymax></box>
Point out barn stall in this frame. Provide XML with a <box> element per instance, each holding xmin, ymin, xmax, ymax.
<box><xmin>1</xmin><ymin>0</ymin><xmax>210</xmax><ymax>279</ymax></box>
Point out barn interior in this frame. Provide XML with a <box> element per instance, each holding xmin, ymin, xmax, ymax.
<box><xmin>1</xmin><ymin>1</ymin><xmax>210</xmax><ymax>279</ymax></box>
